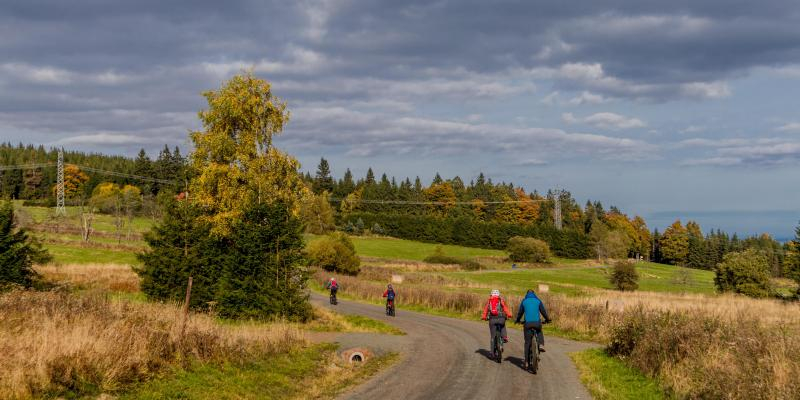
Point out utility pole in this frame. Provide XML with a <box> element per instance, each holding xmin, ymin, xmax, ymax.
<box><xmin>55</xmin><ymin>148</ymin><xmax>66</xmax><ymax>216</ymax></box>
<box><xmin>552</xmin><ymin>188</ymin><xmax>562</xmax><ymax>230</ymax></box>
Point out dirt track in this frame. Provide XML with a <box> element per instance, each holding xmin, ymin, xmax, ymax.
<box><xmin>311</xmin><ymin>293</ymin><xmax>598</xmax><ymax>400</ymax></box>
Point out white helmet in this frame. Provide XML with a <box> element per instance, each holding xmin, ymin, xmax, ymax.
<box><xmin>491</xmin><ymin>289</ymin><xmax>500</xmax><ymax>297</ymax></box>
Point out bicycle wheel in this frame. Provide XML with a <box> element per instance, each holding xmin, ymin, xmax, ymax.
<box><xmin>495</xmin><ymin>332</ymin><xmax>503</xmax><ymax>363</ymax></box>
<box><xmin>530</xmin><ymin>331</ymin><xmax>539</xmax><ymax>374</ymax></box>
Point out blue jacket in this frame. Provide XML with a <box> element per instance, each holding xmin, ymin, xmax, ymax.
<box><xmin>515</xmin><ymin>292</ymin><xmax>550</xmax><ymax>323</ymax></box>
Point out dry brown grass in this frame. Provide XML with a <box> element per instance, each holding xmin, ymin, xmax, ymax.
<box><xmin>360</xmin><ymin>257</ymin><xmax>463</xmax><ymax>272</ymax></box>
<box><xmin>35</xmin><ymin>263</ymin><xmax>140</xmax><ymax>292</ymax></box>
<box><xmin>0</xmin><ymin>289</ymin><xmax>304</xmax><ymax>399</ymax></box>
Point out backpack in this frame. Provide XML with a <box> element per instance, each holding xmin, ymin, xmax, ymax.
<box><xmin>330</xmin><ymin>280</ymin><xmax>338</xmax><ymax>289</ymax></box>
<box><xmin>490</xmin><ymin>297</ymin><xmax>501</xmax><ymax>316</ymax></box>
<box><xmin>387</xmin><ymin>290</ymin><xmax>395</xmax><ymax>300</ymax></box>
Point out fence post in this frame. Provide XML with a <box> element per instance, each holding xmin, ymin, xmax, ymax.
<box><xmin>180</xmin><ymin>276</ymin><xmax>193</xmax><ymax>341</ymax></box>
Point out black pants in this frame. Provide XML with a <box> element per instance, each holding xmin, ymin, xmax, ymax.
<box><xmin>524</xmin><ymin>321</ymin><xmax>544</xmax><ymax>362</ymax></box>
<box><xmin>488</xmin><ymin>316</ymin><xmax>507</xmax><ymax>350</ymax></box>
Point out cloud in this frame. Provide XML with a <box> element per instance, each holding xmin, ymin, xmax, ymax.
<box><xmin>282</xmin><ymin>106</ymin><xmax>653</xmax><ymax>159</ymax></box>
<box><xmin>57</xmin><ymin>133</ymin><xmax>148</xmax><ymax>145</ymax></box>
<box><xmin>679</xmin><ymin>137</ymin><xmax>800</xmax><ymax>166</ymax></box>
<box><xmin>514</xmin><ymin>158</ymin><xmax>549</xmax><ymax>167</ymax></box>
<box><xmin>562</xmin><ymin>111</ymin><xmax>646</xmax><ymax>130</ymax></box>
<box><xmin>567</xmin><ymin>91</ymin><xmax>609</xmax><ymax>105</ymax></box>
<box><xmin>680</xmin><ymin>125</ymin><xmax>706</xmax><ymax>134</ymax></box>
<box><xmin>777</xmin><ymin>122</ymin><xmax>800</xmax><ymax>133</ymax></box>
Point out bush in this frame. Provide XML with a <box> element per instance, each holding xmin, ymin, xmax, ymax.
<box><xmin>423</xmin><ymin>246</ymin><xmax>483</xmax><ymax>270</ymax></box>
<box><xmin>610</xmin><ymin>260</ymin><xmax>639</xmax><ymax>291</ymax></box>
<box><xmin>306</xmin><ymin>232</ymin><xmax>360</xmax><ymax>275</ymax></box>
<box><xmin>507</xmin><ymin>236</ymin><xmax>551</xmax><ymax>263</ymax></box>
<box><xmin>0</xmin><ymin>201</ymin><xmax>51</xmax><ymax>289</ymax></box>
<box><xmin>371</xmin><ymin>222</ymin><xmax>385</xmax><ymax>235</ymax></box>
<box><xmin>713</xmin><ymin>249</ymin><xmax>772</xmax><ymax>298</ymax></box>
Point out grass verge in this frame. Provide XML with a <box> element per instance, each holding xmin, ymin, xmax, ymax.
<box><xmin>123</xmin><ymin>344</ymin><xmax>399</xmax><ymax>400</ymax></box>
<box><xmin>305</xmin><ymin>306</ymin><xmax>404</xmax><ymax>335</ymax></box>
<box><xmin>571</xmin><ymin>348</ymin><xmax>666</xmax><ymax>400</ymax></box>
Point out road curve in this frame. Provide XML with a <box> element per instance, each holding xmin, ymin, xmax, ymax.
<box><xmin>310</xmin><ymin>293</ymin><xmax>598</xmax><ymax>400</ymax></box>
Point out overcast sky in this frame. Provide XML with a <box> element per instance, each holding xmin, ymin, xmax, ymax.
<box><xmin>2</xmin><ymin>1</ymin><xmax>800</xmax><ymax>237</ymax></box>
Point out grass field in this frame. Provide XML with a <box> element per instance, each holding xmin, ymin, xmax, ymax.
<box><xmin>307</xmin><ymin>234</ymin><xmax>507</xmax><ymax>261</ymax></box>
<box><xmin>445</xmin><ymin>262</ymin><xmax>716</xmax><ymax>294</ymax></box>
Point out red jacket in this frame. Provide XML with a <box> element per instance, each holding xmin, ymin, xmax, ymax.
<box><xmin>481</xmin><ymin>297</ymin><xmax>511</xmax><ymax>320</ymax></box>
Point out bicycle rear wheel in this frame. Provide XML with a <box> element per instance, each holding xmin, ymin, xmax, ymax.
<box><xmin>529</xmin><ymin>331</ymin><xmax>539</xmax><ymax>374</ymax></box>
<box><xmin>494</xmin><ymin>332</ymin><xmax>503</xmax><ymax>363</ymax></box>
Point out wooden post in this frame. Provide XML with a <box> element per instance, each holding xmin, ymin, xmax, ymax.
<box><xmin>180</xmin><ymin>276</ymin><xmax>193</xmax><ymax>341</ymax></box>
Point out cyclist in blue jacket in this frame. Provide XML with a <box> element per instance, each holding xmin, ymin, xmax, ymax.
<box><xmin>514</xmin><ymin>289</ymin><xmax>551</xmax><ymax>368</ymax></box>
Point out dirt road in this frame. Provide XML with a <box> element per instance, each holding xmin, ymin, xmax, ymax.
<box><xmin>311</xmin><ymin>293</ymin><xmax>598</xmax><ymax>400</ymax></box>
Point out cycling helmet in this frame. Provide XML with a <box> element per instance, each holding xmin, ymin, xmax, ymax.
<box><xmin>491</xmin><ymin>289</ymin><xmax>500</xmax><ymax>297</ymax></box>
<box><xmin>388</xmin><ymin>283</ymin><xmax>393</xmax><ymax>289</ymax></box>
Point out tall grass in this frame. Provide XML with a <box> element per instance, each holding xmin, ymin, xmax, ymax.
<box><xmin>35</xmin><ymin>263</ymin><xmax>140</xmax><ymax>292</ymax></box>
<box><xmin>0</xmin><ymin>289</ymin><xmax>304</xmax><ymax>399</ymax></box>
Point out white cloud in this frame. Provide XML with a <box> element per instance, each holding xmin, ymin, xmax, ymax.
<box><xmin>1</xmin><ymin>63</ymin><xmax>73</xmax><ymax>84</ymax></box>
<box><xmin>679</xmin><ymin>81</ymin><xmax>731</xmax><ymax>99</ymax></box>
<box><xmin>58</xmin><ymin>133</ymin><xmax>147</xmax><ymax>145</ymax></box>
<box><xmin>567</xmin><ymin>91</ymin><xmax>609</xmax><ymax>105</ymax></box>
<box><xmin>541</xmin><ymin>91</ymin><xmax>560</xmax><ymax>105</ymax></box>
<box><xmin>680</xmin><ymin>125</ymin><xmax>706</xmax><ymax>134</ymax></box>
<box><xmin>679</xmin><ymin>138</ymin><xmax>800</xmax><ymax>166</ymax></box>
<box><xmin>777</xmin><ymin>122</ymin><xmax>800</xmax><ymax>133</ymax></box>
<box><xmin>562</xmin><ymin>111</ymin><xmax>646</xmax><ymax>130</ymax></box>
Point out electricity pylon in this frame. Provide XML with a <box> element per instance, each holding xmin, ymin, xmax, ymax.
<box><xmin>55</xmin><ymin>148</ymin><xmax>66</xmax><ymax>216</ymax></box>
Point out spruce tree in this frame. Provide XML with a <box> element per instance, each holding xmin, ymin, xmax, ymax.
<box><xmin>0</xmin><ymin>201</ymin><xmax>50</xmax><ymax>288</ymax></box>
<box><xmin>216</xmin><ymin>202</ymin><xmax>311</xmax><ymax>320</ymax></box>
<box><xmin>313</xmin><ymin>157</ymin><xmax>334</xmax><ymax>194</ymax></box>
<box><xmin>133</xmin><ymin>149</ymin><xmax>155</xmax><ymax>194</ymax></box>
<box><xmin>136</xmin><ymin>198</ymin><xmax>223</xmax><ymax>308</ymax></box>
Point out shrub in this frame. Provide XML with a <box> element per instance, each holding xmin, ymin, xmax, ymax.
<box><xmin>306</xmin><ymin>232</ymin><xmax>360</xmax><ymax>275</ymax></box>
<box><xmin>713</xmin><ymin>249</ymin><xmax>772</xmax><ymax>298</ymax></box>
<box><xmin>423</xmin><ymin>246</ymin><xmax>483</xmax><ymax>270</ymax></box>
<box><xmin>609</xmin><ymin>260</ymin><xmax>639</xmax><ymax>291</ymax></box>
<box><xmin>371</xmin><ymin>222</ymin><xmax>385</xmax><ymax>235</ymax></box>
<box><xmin>507</xmin><ymin>236</ymin><xmax>551</xmax><ymax>263</ymax></box>
<box><xmin>0</xmin><ymin>201</ymin><xmax>51</xmax><ymax>289</ymax></box>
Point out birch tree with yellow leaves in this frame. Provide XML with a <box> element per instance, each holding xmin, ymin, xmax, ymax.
<box><xmin>189</xmin><ymin>73</ymin><xmax>308</xmax><ymax>236</ymax></box>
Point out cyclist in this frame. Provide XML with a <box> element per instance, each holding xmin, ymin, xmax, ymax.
<box><xmin>481</xmin><ymin>289</ymin><xmax>512</xmax><ymax>352</ymax></box>
<box><xmin>514</xmin><ymin>289</ymin><xmax>551</xmax><ymax>368</ymax></box>
<box><xmin>382</xmin><ymin>283</ymin><xmax>396</xmax><ymax>313</ymax></box>
<box><xmin>325</xmin><ymin>277</ymin><xmax>338</xmax><ymax>300</ymax></box>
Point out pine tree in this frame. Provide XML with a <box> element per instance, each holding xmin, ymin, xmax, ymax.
<box><xmin>313</xmin><ymin>157</ymin><xmax>334</xmax><ymax>194</ymax></box>
<box><xmin>365</xmin><ymin>168</ymin><xmax>376</xmax><ymax>185</ymax></box>
<box><xmin>133</xmin><ymin>149</ymin><xmax>155</xmax><ymax>194</ymax></box>
<box><xmin>0</xmin><ymin>201</ymin><xmax>51</xmax><ymax>288</ymax></box>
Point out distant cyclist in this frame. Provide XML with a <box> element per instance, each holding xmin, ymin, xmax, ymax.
<box><xmin>382</xmin><ymin>283</ymin><xmax>396</xmax><ymax>314</ymax></box>
<box><xmin>514</xmin><ymin>289</ymin><xmax>551</xmax><ymax>368</ymax></box>
<box><xmin>325</xmin><ymin>277</ymin><xmax>339</xmax><ymax>301</ymax></box>
<box><xmin>481</xmin><ymin>289</ymin><xmax>512</xmax><ymax>350</ymax></box>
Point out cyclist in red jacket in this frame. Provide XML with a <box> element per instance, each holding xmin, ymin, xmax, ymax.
<box><xmin>481</xmin><ymin>289</ymin><xmax>512</xmax><ymax>348</ymax></box>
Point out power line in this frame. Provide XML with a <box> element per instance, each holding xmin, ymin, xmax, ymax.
<box><xmin>327</xmin><ymin>198</ymin><xmax>552</xmax><ymax>205</ymax></box>
<box><xmin>0</xmin><ymin>162</ymin><xmax>173</xmax><ymax>184</ymax></box>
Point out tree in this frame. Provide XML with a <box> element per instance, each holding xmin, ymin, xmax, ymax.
<box><xmin>590</xmin><ymin>222</ymin><xmax>630</xmax><ymax>260</ymax></box>
<box><xmin>785</xmin><ymin>222</ymin><xmax>800</xmax><ymax>297</ymax></box>
<box><xmin>685</xmin><ymin>221</ymin><xmax>705</xmax><ymax>269</ymax></box>
<box><xmin>300</xmin><ymin>191</ymin><xmax>335</xmax><ymax>234</ymax></box>
<box><xmin>661</xmin><ymin>220</ymin><xmax>689</xmax><ymax>265</ymax></box>
<box><xmin>136</xmin><ymin>198</ymin><xmax>223</xmax><ymax>308</ymax></box>
<box><xmin>133</xmin><ymin>149</ymin><xmax>155</xmax><ymax>194</ymax></box>
<box><xmin>610</xmin><ymin>260</ymin><xmax>639</xmax><ymax>291</ymax></box>
<box><xmin>91</xmin><ymin>182</ymin><xmax>123</xmax><ymax>241</ymax></box>
<box><xmin>189</xmin><ymin>73</ymin><xmax>307</xmax><ymax>235</ymax></box>
<box><xmin>120</xmin><ymin>185</ymin><xmax>142</xmax><ymax>240</ymax></box>
<box><xmin>306</xmin><ymin>232</ymin><xmax>360</xmax><ymax>275</ymax></box>
<box><xmin>714</xmin><ymin>249</ymin><xmax>772</xmax><ymax>298</ymax></box>
<box><xmin>313</xmin><ymin>158</ymin><xmax>334</xmax><ymax>194</ymax></box>
<box><xmin>0</xmin><ymin>201</ymin><xmax>50</xmax><ymax>289</ymax></box>
<box><xmin>423</xmin><ymin>182</ymin><xmax>456</xmax><ymax>216</ymax></box>
<box><xmin>53</xmin><ymin>164</ymin><xmax>89</xmax><ymax>200</ymax></box>
<box><xmin>216</xmin><ymin>202</ymin><xmax>311</xmax><ymax>320</ymax></box>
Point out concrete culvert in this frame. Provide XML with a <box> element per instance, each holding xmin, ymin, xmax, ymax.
<box><xmin>341</xmin><ymin>347</ymin><xmax>372</xmax><ymax>364</ymax></box>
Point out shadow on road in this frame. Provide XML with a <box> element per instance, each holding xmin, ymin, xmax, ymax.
<box><xmin>475</xmin><ymin>349</ymin><xmax>496</xmax><ymax>361</ymax></box>
<box><xmin>506</xmin><ymin>356</ymin><xmax>527</xmax><ymax>370</ymax></box>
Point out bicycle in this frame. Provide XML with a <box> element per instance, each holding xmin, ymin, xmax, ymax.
<box><xmin>329</xmin><ymin>291</ymin><xmax>338</xmax><ymax>305</ymax></box>
<box><xmin>385</xmin><ymin>298</ymin><xmax>395</xmax><ymax>316</ymax></box>
<box><xmin>525</xmin><ymin>320</ymin><xmax>549</xmax><ymax>374</ymax></box>
<box><xmin>491</xmin><ymin>321</ymin><xmax>504</xmax><ymax>363</ymax></box>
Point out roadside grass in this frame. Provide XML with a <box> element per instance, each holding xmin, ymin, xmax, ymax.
<box><xmin>122</xmin><ymin>343</ymin><xmax>399</xmax><ymax>400</ymax></box>
<box><xmin>571</xmin><ymin>348</ymin><xmax>667</xmax><ymax>400</ymax></box>
<box><xmin>306</xmin><ymin>306</ymin><xmax>404</xmax><ymax>335</ymax></box>
<box><xmin>17</xmin><ymin>204</ymin><xmax>155</xmax><ymax>233</ymax></box>
<box><xmin>445</xmin><ymin>262</ymin><xmax>716</xmax><ymax>294</ymax></box>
